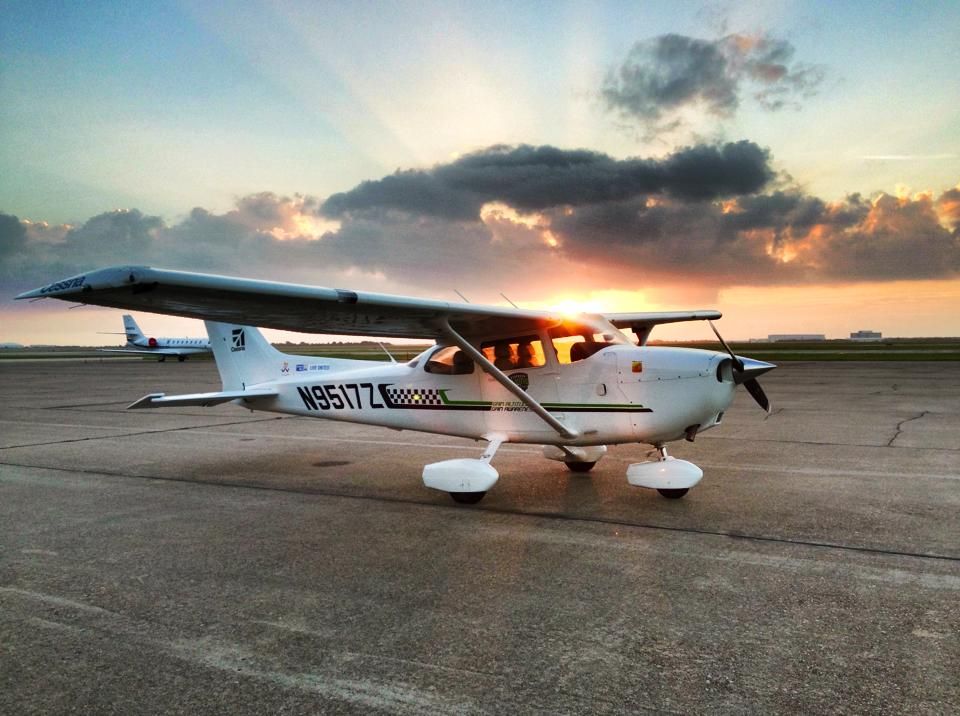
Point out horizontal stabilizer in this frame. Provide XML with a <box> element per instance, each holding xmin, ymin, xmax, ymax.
<box><xmin>127</xmin><ymin>388</ymin><xmax>278</xmax><ymax>410</ymax></box>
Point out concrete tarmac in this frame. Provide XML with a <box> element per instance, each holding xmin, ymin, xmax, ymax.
<box><xmin>1</xmin><ymin>359</ymin><xmax>958</xmax><ymax>714</ymax></box>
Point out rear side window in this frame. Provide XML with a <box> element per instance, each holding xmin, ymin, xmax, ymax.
<box><xmin>424</xmin><ymin>346</ymin><xmax>475</xmax><ymax>375</ymax></box>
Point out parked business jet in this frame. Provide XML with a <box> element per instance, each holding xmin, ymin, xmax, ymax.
<box><xmin>19</xmin><ymin>266</ymin><xmax>774</xmax><ymax>504</ymax></box>
<box><xmin>99</xmin><ymin>314</ymin><xmax>211</xmax><ymax>361</ymax></box>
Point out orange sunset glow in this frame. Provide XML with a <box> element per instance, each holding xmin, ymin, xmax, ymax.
<box><xmin>2</xmin><ymin>4</ymin><xmax>958</xmax><ymax>344</ymax></box>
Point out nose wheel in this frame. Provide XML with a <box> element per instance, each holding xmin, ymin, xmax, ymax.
<box><xmin>657</xmin><ymin>488</ymin><xmax>689</xmax><ymax>499</ymax></box>
<box><xmin>626</xmin><ymin>445</ymin><xmax>702</xmax><ymax>498</ymax></box>
<box><xmin>450</xmin><ymin>491</ymin><xmax>487</xmax><ymax>504</ymax></box>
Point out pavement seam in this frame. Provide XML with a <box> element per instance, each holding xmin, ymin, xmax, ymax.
<box><xmin>2</xmin><ymin>461</ymin><xmax>958</xmax><ymax>564</ymax></box>
<box><xmin>697</xmin><ymin>432</ymin><xmax>960</xmax><ymax>452</ymax></box>
<box><xmin>0</xmin><ymin>415</ymin><xmax>289</xmax><ymax>450</ymax></box>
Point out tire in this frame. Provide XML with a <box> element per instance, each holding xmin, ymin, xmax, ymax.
<box><xmin>657</xmin><ymin>488</ymin><xmax>689</xmax><ymax>499</ymax></box>
<box><xmin>450</xmin><ymin>491</ymin><xmax>486</xmax><ymax>504</ymax></box>
<box><xmin>565</xmin><ymin>461</ymin><xmax>597</xmax><ymax>473</ymax></box>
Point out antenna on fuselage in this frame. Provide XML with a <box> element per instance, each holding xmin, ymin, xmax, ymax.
<box><xmin>499</xmin><ymin>292</ymin><xmax>519</xmax><ymax>308</ymax></box>
<box><xmin>453</xmin><ymin>289</ymin><xmax>470</xmax><ymax>303</ymax></box>
<box><xmin>377</xmin><ymin>341</ymin><xmax>398</xmax><ymax>363</ymax></box>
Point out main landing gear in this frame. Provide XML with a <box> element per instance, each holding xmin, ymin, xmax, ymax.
<box><xmin>626</xmin><ymin>445</ymin><xmax>703</xmax><ymax>499</ymax></box>
<box><xmin>423</xmin><ymin>440</ymin><xmax>701</xmax><ymax>504</ymax></box>
<box><xmin>422</xmin><ymin>435</ymin><xmax>506</xmax><ymax>505</ymax></box>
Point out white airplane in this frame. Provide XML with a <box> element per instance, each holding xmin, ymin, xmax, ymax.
<box><xmin>18</xmin><ymin>266</ymin><xmax>774</xmax><ymax>504</ymax></box>
<box><xmin>99</xmin><ymin>314</ymin><xmax>211</xmax><ymax>361</ymax></box>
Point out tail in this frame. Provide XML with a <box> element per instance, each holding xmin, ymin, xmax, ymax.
<box><xmin>205</xmin><ymin>322</ymin><xmax>284</xmax><ymax>390</ymax></box>
<box><xmin>122</xmin><ymin>315</ymin><xmax>145</xmax><ymax>345</ymax></box>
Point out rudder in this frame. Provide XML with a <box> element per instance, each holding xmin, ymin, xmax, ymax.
<box><xmin>205</xmin><ymin>322</ymin><xmax>282</xmax><ymax>390</ymax></box>
<box><xmin>122</xmin><ymin>315</ymin><xmax>145</xmax><ymax>344</ymax></box>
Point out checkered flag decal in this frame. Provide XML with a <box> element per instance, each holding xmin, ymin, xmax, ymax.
<box><xmin>386</xmin><ymin>387</ymin><xmax>443</xmax><ymax>406</ymax></box>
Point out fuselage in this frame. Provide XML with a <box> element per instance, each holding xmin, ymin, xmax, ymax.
<box><xmin>240</xmin><ymin>344</ymin><xmax>736</xmax><ymax>447</ymax></box>
<box><xmin>128</xmin><ymin>335</ymin><xmax>211</xmax><ymax>355</ymax></box>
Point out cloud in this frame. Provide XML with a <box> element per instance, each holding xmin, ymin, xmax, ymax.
<box><xmin>321</xmin><ymin>141</ymin><xmax>775</xmax><ymax>220</ymax></box>
<box><xmin>3</xmin><ymin>146</ymin><xmax>958</xmax><ymax>306</ymax></box>
<box><xmin>0</xmin><ymin>213</ymin><xmax>28</xmax><ymax>259</ymax></box>
<box><xmin>602</xmin><ymin>32</ymin><xmax>826</xmax><ymax>135</ymax></box>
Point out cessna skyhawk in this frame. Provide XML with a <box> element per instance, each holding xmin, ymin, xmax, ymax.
<box><xmin>17</xmin><ymin>266</ymin><xmax>774</xmax><ymax>504</ymax></box>
<box><xmin>99</xmin><ymin>314</ymin><xmax>211</xmax><ymax>361</ymax></box>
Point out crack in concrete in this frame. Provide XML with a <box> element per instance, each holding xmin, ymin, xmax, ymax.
<box><xmin>887</xmin><ymin>411</ymin><xmax>929</xmax><ymax>447</ymax></box>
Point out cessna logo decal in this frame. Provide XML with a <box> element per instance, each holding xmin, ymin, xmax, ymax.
<box><xmin>231</xmin><ymin>329</ymin><xmax>246</xmax><ymax>352</ymax></box>
<box><xmin>40</xmin><ymin>276</ymin><xmax>85</xmax><ymax>294</ymax></box>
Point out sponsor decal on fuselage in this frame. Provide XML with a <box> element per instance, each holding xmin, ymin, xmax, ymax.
<box><xmin>40</xmin><ymin>276</ymin><xmax>85</xmax><ymax>294</ymax></box>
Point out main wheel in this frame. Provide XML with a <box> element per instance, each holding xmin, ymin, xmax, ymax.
<box><xmin>177</xmin><ymin>356</ymin><xmax>186</xmax><ymax>362</ymax></box>
<box><xmin>657</xmin><ymin>488</ymin><xmax>689</xmax><ymax>499</ymax></box>
<box><xmin>565</xmin><ymin>461</ymin><xmax>597</xmax><ymax>473</ymax></box>
<box><xmin>450</xmin><ymin>491</ymin><xmax>486</xmax><ymax>504</ymax></box>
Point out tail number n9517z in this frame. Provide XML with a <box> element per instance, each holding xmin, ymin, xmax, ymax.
<box><xmin>297</xmin><ymin>383</ymin><xmax>384</xmax><ymax>411</ymax></box>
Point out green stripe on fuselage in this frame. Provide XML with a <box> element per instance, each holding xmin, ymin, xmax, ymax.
<box><xmin>437</xmin><ymin>389</ymin><xmax>651</xmax><ymax>412</ymax></box>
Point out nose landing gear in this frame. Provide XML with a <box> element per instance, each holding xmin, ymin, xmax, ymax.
<box><xmin>626</xmin><ymin>445</ymin><xmax>702</xmax><ymax>499</ymax></box>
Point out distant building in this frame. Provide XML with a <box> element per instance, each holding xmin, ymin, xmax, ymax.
<box><xmin>850</xmin><ymin>330</ymin><xmax>882</xmax><ymax>341</ymax></box>
<box><xmin>766</xmin><ymin>334</ymin><xmax>826</xmax><ymax>342</ymax></box>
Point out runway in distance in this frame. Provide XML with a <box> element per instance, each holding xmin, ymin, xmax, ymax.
<box><xmin>18</xmin><ymin>266</ymin><xmax>775</xmax><ymax>504</ymax></box>
<box><xmin>99</xmin><ymin>314</ymin><xmax>211</xmax><ymax>362</ymax></box>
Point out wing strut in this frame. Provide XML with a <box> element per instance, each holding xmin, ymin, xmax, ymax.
<box><xmin>440</xmin><ymin>320</ymin><xmax>580</xmax><ymax>440</ymax></box>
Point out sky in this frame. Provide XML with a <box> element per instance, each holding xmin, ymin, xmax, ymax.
<box><xmin>2</xmin><ymin>0</ymin><xmax>958</xmax><ymax>344</ymax></box>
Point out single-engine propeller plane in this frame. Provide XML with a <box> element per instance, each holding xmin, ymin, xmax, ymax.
<box><xmin>99</xmin><ymin>314</ymin><xmax>211</xmax><ymax>361</ymax></box>
<box><xmin>17</xmin><ymin>266</ymin><xmax>775</xmax><ymax>504</ymax></box>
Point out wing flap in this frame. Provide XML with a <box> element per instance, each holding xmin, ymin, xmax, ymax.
<box><xmin>128</xmin><ymin>388</ymin><xmax>278</xmax><ymax>410</ymax></box>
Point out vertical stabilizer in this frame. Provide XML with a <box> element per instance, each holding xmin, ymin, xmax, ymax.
<box><xmin>205</xmin><ymin>322</ymin><xmax>282</xmax><ymax>390</ymax></box>
<box><xmin>122</xmin><ymin>315</ymin><xmax>145</xmax><ymax>345</ymax></box>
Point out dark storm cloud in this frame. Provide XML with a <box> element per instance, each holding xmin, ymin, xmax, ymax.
<box><xmin>602</xmin><ymin>33</ymin><xmax>826</xmax><ymax>132</ymax></box>
<box><xmin>3</xmin><ymin>152</ymin><xmax>958</xmax><ymax>303</ymax></box>
<box><xmin>0</xmin><ymin>213</ymin><xmax>28</xmax><ymax>258</ymax></box>
<box><xmin>545</xmin><ymin>188</ymin><xmax>959</xmax><ymax>284</ymax></box>
<box><xmin>321</xmin><ymin>141</ymin><xmax>774</xmax><ymax>220</ymax></box>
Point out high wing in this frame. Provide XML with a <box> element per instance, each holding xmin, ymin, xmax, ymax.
<box><xmin>607</xmin><ymin>311</ymin><xmax>722</xmax><ymax>345</ymax></box>
<box><xmin>17</xmin><ymin>265</ymin><xmax>721</xmax><ymax>339</ymax></box>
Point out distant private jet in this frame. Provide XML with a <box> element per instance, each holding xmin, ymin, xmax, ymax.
<box><xmin>99</xmin><ymin>314</ymin><xmax>211</xmax><ymax>362</ymax></box>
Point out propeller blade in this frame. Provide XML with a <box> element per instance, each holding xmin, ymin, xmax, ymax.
<box><xmin>707</xmin><ymin>320</ymin><xmax>744</xmax><ymax>372</ymax></box>
<box><xmin>742</xmin><ymin>378</ymin><xmax>771</xmax><ymax>413</ymax></box>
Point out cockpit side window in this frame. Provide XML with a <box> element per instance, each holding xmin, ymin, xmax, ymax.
<box><xmin>549</xmin><ymin>325</ymin><xmax>617</xmax><ymax>364</ymax></box>
<box><xmin>479</xmin><ymin>336</ymin><xmax>546</xmax><ymax>371</ymax></box>
<box><xmin>424</xmin><ymin>346</ymin><xmax>475</xmax><ymax>375</ymax></box>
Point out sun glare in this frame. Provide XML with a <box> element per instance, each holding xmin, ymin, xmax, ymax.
<box><xmin>548</xmin><ymin>298</ymin><xmax>607</xmax><ymax>317</ymax></box>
